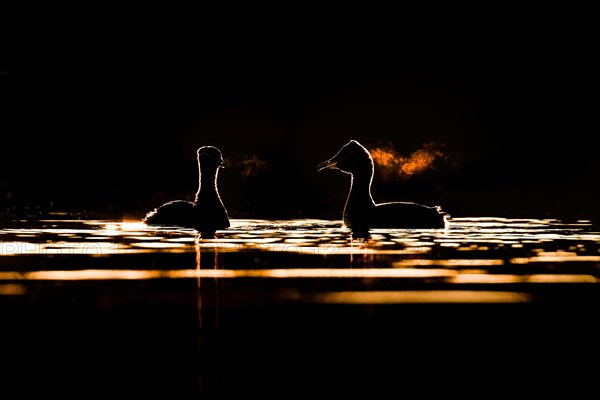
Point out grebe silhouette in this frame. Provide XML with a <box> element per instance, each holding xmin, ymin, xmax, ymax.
<box><xmin>144</xmin><ymin>146</ymin><xmax>230</xmax><ymax>238</ymax></box>
<box><xmin>318</xmin><ymin>140</ymin><xmax>447</xmax><ymax>237</ymax></box>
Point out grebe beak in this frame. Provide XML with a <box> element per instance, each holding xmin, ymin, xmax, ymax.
<box><xmin>317</xmin><ymin>158</ymin><xmax>338</xmax><ymax>171</ymax></box>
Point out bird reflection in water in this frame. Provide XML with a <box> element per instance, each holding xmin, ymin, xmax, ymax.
<box><xmin>195</xmin><ymin>236</ymin><xmax>223</xmax><ymax>395</ymax></box>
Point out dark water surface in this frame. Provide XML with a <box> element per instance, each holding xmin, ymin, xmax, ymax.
<box><xmin>1</xmin><ymin>216</ymin><xmax>599</xmax><ymax>396</ymax></box>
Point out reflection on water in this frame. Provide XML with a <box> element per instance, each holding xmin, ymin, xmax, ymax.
<box><xmin>1</xmin><ymin>216</ymin><xmax>599</xmax><ymax>396</ymax></box>
<box><xmin>0</xmin><ymin>216</ymin><xmax>598</xmax><ymax>302</ymax></box>
<box><xmin>0</xmin><ymin>283</ymin><xmax>26</xmax><ymax>295</ymax></box>
<box><xmin>309</xmin><ymin>290</ymin><xmax>531</xmax><ymax>304</ymax></box>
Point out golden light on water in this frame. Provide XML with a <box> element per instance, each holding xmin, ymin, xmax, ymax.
<box><xmin>392</xmin><ymin>259</ymin><xmax>505</xmax><ymax>267</ymax></box>
<box><xmin>100</xmin><ymin>222</ymin><xmax>148</xmax><ymax>234</ymax></box>
<box><xmin>451</xmin><ymin>274</ymin><xmax>523</xmax><ymax>284</ymax></box>
<box><xmin>527</xmin><ymin>274</ymin><xmax>597</xmax><ymax>283</ymax></box>
<box><xmin>0</xmin><ymin>241</ymin><xmax>141</xmax><ymax>255</ymax></box>
<box><xmin>0</xmin><ymin>269</ymin><xmax>597</xmax><ymax>287</ymax></box>
<box><xmin>310</xmin><ymin>290</ymin><xmax>530</xmax><ymax>304</ymax></box>
<box><xmin>0</xmin><ymin>283</ymin><xmax>26</xmax><ymax>295</ymax></box>
<box><xmin>0</xmin><ymin>268</ymin><xmax>455</xmax><ymax>280</ymax></box>
<box><xmin>1</xmin><ymin>212</ymin><xmax>596</xmax><ymax>394</ymax></box>
<box><xmin>0</xmin><ymin>218</ymin><xmax>598</xmax><ymax>304</ymax></box>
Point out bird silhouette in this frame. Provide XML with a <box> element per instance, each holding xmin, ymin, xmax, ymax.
<box><xmin>144</xmin><ymin>146</ymin><xmax>230</xmax><ymax>238</ymax></box>
<box><xmin>318</xmin><ymin>140</ymin><xmax>447</xmax><ymax>237</ymax></box>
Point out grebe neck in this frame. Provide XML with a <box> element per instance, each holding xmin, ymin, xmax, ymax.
<box><xmin>344</xmin><ymin>172</ymin><xmax>376</xmax><ymax>221</ymax></box>
<box><xmin>195</xmin><ymin>164</ymin><xmax>219</xmax><ymax>200</ymax></box>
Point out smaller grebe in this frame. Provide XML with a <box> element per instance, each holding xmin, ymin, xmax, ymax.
<box><xmin>318</xmin><ymin>140</ymin><xmax>447</xmax><ymax>236</ymax></box>
<box><xmin>144</xmin><ymin>146</ymin><xmax>230</xmax><ymax>238</ymax></box>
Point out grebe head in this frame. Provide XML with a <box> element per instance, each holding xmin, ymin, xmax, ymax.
<box><xmin>197</xmin><ymin>146</ymin><xmax>226</xmax><ymax>169</ymax></box>
<box><xmin>317</xmin><ymin>140</ymin><xmax>373</xmax><ymax>176</ymax></box>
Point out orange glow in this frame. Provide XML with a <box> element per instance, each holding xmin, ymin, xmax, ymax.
<box><xmin>511</xmin><ymin>254</ymin><xmax>600</xmax><ymax>263</ymax></box>
<box><xmin>393</xmin><ymin>259</ymin><xmax>504</xmax><ymax>267</ymax></box>
<box><xmin>0</xmin><ymin>283</ymin><xmax>26</xmax><ymax>295</ymax></box>
<box><xmin>370</xmin><ymin>143</ymin><xmax>446</xmax><ymax>179</ymax></box>
<box><xmin>451</xmin><ymin>274</ymin><xmax>522</xmax><ymax>284</ymax></box>
<box><xmin>0</xmin><ymin>268</ymin><xmax>454</xmax><ymax>280</ymax></box>
<box><xmin>526</xmin><ymin>274</ymin><xmax>597</xmax><ymax>283</ymax></box>
<box><xmin>2</xmin><ymin>269</ymin><xmax>596</xmax><ymax>287</ymax></box>
<box><xmin>240</xmin><ymin>155</ymin><xmax>270</xmax><ymax>177</ymax></box>
<box><xmin>310</xmin><ymin>290</ymin><xmax>530</xmax><ymax>304</ymax></box>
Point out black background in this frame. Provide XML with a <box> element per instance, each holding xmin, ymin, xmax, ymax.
<box><xmin>2</xmin><ymin>15</ymin><xmax>597</xmax><ymax>222</ymax></box>
<box><xmin>0</xmin><ymin>13</ymin><xmax>598</xmax><ymax>397</ymax></box>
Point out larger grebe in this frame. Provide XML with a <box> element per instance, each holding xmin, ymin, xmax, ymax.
<box><xmin>144</xmin><ymin>146</ymin><xmax>230</xmax><ymax>238</ymax></box>
<box><xmin>318</xmin><ymin>140</ymin><xmax>447</xmax><ymax>236</ymax></box>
